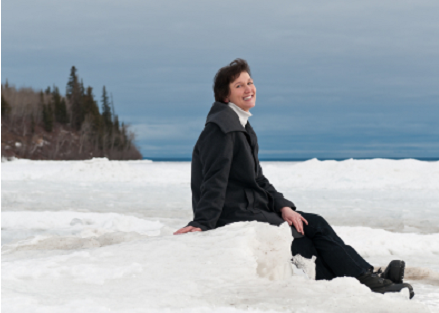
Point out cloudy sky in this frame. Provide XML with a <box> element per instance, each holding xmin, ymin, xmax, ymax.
<box><xmin>2</xmin><ymin>0</ymin><xmax>438</xmax><ymax>159</ymax></box>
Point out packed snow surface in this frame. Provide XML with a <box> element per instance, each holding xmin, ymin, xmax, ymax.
<box><xmin>2</xmin><ymin>158</ymin><xmax>439</xmax><ymax>312</ymax></box>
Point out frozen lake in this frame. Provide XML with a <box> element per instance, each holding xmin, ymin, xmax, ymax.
<box><xmin>2</xmin><ymin>158</ymin><xmax>439</xmax><ymax>312</ymax></box>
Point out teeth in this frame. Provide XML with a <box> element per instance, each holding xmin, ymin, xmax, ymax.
<box><xmin>244</xmin><ymin>96</ymin><xmax>252</xmax><ymax>100</ymax></box>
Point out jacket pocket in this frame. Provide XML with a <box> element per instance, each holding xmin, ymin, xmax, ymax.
<box><xmin>244</xmin><ymin>188</ymin><xmax>255</xmax><ymax>212</ymax></box>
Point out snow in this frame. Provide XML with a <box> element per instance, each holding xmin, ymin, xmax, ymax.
<box><xmin>3</xmin><ymin>157</ymin><xmax>438</xmax><ymax>189</ymax></box>
<box><xmin>2</xmin><ymin>211</ymin><xmax>163</xmax><ymax>236</ymax></box>
<box><xmin>2</xmin><ymin>158</ymin><xmax>439</xmax><ymax>312</ymax></box>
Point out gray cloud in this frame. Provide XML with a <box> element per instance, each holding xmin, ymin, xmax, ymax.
<box><xmin>2</xmin><ymin>0</ymin><xmax>439</xmax><ymax>158</ymax></box>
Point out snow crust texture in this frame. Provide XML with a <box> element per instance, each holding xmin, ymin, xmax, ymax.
<box><xmin>3</xmin><ymin>158</ymin><xmax>439</xmax><ymax>233</ymax></box>
<box><xmin>2</xmin><ymin>159</ymin><xmax>438</xmax><ymax>312</ymax></box>
<box><xmin>2</xmin><ymin>221</ymin><xmax>429</xmax><ymax>313</ymax></box>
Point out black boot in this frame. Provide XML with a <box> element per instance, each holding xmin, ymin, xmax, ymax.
<box><xmin>380</xmin><ymin>260</ymin><xmax>405</xmax><ymax>284</ymax></box>
<box><xmin>357</xmin><ymin>269</ymin><xmax>415</xmax><ymax>299</ymax></box>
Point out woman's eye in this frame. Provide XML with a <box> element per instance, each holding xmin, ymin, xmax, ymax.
<box><xmin>236</xmin><ymin>85</ymin><xmax>240</xmax><ymax>88</ymax></box>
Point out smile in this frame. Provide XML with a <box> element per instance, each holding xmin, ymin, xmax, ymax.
<box><xmin>243</xmin><ymin>95</ymin><xmax>253</xmax><ymax>101</ymax></box>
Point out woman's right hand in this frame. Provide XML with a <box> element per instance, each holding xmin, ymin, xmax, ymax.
<box><xmin>173</xmin><ymin>226</ymin><xmax>202</xmax><ymax>235</ymax></box>
<box><xmin>280</xmin><ymin>207</ymin><xmax>308</xmax><ymax>235</ymax></box>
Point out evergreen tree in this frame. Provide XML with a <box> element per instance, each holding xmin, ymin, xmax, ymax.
<box><xmin>110</xmin><ymin>93</ymin><xmax>116</xmax><ymax>123</ymax></box>
<box><xmin>1</xmin><ymin>68</ymin><xmax>142</xmax><ymax>160</ymax></box>
<box><xmin>42</xmin><ymin>100</ymin><xmax>54</xmax><ymax>132</ymax></box>
<box><xmin>52</xmin><ymin>86</ymin><xmax>68</xmax><ymax>124</ymax></box>
<box><xmin>66</xmin><ymin>66</ymin><xmax>77</xmax><ymax>98</ymax></box>
<box><xmin>101</xmin><ymin>86</ymin><xmax>113</xmax><ymax>149</ymax></box>
<box><xmin>47</xmin><ymin>103</ymin><xmax>54</xmax><ymax>131</ymax></box>
<box><xmin>1</xmin><ymin>94</ymin><xmax>11</xmax><ymax>117</ymax></box>
<box><xmin>112</xmin><ymin>114</ymin><xmax>121</xmax><ymax>148</ymax></box>
<box><xmin>101</xmin><ymin>86</ymin><xmax>112</xmax><ymax>126</ymax></box>
<box><xmin>66</xmin><ymin>66</ymin><xmax>83</xmax><ymax>130</ymax></box>
<box><xmin>83</xmin><ymin>86</ymin><xmax>101</xmax><ymax>128</ymax></box>
<box><xmin>114</xmin><ymin>114</ymin><xmax>120</xmax><ymax>133</ymax></box>
<box><xmin>121</xmin><ymin>122</ymin><xmax>129</xmax><ymax>148</ymax></box>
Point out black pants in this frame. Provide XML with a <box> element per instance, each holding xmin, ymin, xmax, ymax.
<box><xmin>291</xmin><ymin>211</ymin><xmax>372</xmax><ymax>280</ymax></box>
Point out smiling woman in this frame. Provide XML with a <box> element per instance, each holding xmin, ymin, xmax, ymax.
<box><xmin>173</xmin><ymin>58</ymin><xmax>415</xmax><ymax>299</ymax></box>
<box><xmin>225</xmin><ymin>71</ymin><xmax>256</xmax><ymax>112</ymax></box>
<box><xmin>217</xmin><ymin>59</ymin><xmax>257</xmax><ymax>112</ymax></box>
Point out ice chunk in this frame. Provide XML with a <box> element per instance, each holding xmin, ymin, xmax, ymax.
<box><xmin>291</xmin><ymin>254</ymin><xmax>316</xmax><ymax>280</ymax></box>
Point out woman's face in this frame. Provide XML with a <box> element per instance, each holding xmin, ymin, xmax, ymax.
<box><xmin>226</xmin><ymin>71</ymin><xmax>256</xmax><ymax>112</ymax></box>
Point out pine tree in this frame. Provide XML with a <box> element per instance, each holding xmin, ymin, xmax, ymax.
<box><xmin>1</xmin><ymin>68</ymin><xmax>142</xmax><ymax>160</ymax></box>
<box><xmin>1</xmin><ymin>94</ymin><xmax>11</xmax><ymax>118</ymax></box>
<box><xmin>66</xmin><ymin>66</ymin><xmax>77</xmax><ymax>98</ymax></box>
<box><xmin>110</xmin><ymin>93</ymin><xmax>116</xmax><ymax>123</ymax></box>
<box><xmin>101</xmin><ymin>86</ymin><xmax>113</xmax><ymax>149</ymax></box>
<box><xmin>42</xmin><ymin>101</ymin><xmax>54</xmax><ymax>132</ymax></box>
<box><xmin>83</xmin><ymin>86</ymin><xmax>101</xmax><ymax>128</ymax></box>
<box><xmin>52</xmin><ymin>86</ymin><xmax>68</xmax><ymax>124</ymax></box>
<box><xmin>114</xmin><ymin>114</ymin><xmax>120</xmax><ymax>133</ymax></box>
<box><xmin>47</xmin><ymin>103</ymin><xmax>54</xmax><ymax>131</ymax></box>
<box><xmin>61</xmin><ymin>99</ymin><xmax>69</xmax><ymax>123</ymax></box>
<box><xmin>101</xmin><ymin>86</ymin><xmax>112</xmax><ymax>126</ymax></box>
<box><xmin>66</xmin><ymin>66</ymin><xmax>83</xmax><ymax>130</ymax></box>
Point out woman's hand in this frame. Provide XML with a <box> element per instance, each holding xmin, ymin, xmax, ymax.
<box><xmin>173</xmin><ymin>226</ymin><xmax>202</xmax><ymax>235</ymax></box>
<box><xmin>280</xmin><ymin>207</ymin><xmax>308</xmax><ymax>235</ymax></box>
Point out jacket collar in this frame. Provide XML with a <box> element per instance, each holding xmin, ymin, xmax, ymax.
<box><xmin>206</xmin><ymin>102</ymin><xmax>248</xmax><ymax>133</ymax></box>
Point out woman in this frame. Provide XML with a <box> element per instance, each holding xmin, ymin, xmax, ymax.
<box><xmin>174</xmin><ymin>59</ymin><xmax>413</xmax><ymax>298</ymax></box>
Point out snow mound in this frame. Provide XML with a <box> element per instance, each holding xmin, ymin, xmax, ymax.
<box><xmin>1</xmin><ymin>222</ymin><xmax>429</xmax><ymax>312</ymax></box>
<box><xmin>2</xmin><ymin>158</ymin><xmax>438</xmax><ymax>189</ymax></box>
<box><xmin>263</xmin><ymin>158</ymin><xmax>439</xmax><ymax>190</ymax></box>
<box><xmin>1</xmin><ymin>158</ymin><xmax>190</xmax><ymax>183</ymax></box>
<box><xmin>2</xmin><ymin>222</ymin><xmax>293</xmax><ymax>292</ymax></box>
<box><xmin>335</xmin><ymin>226</ymin><xmax>439</xmax><ymax>265</ymax></box>
<box><xmin>1</xmin><ymin>211</ymin><xmax>163</xmax><ymax>249</ymax></box>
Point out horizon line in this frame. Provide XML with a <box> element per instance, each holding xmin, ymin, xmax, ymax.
<box><xmin>143</xmin><ymin>157</ymin><xmax>439</xmax><ymax>162</ymax></box>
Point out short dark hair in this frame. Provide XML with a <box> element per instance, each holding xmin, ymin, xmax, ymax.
<box><xmin>213</xmin><ymin>58</ymin><xmax>251</xmax><ymax>102</ymax></box>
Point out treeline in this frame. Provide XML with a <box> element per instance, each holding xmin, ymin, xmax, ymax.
<box><xmin>1</xmin><ymin>66</ymin><xmax>142</xmax><ymax>160</ymax></box>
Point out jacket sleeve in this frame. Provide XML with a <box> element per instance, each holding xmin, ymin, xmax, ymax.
<box><xmin>256</xmin><ymin>162</ymin><xmax>296</xmax><ymax>213</ymax></box>
<box><xmin>188</xmin><ymin>123</ymin><xmax>234</xmax><ymax>230</ymax></box>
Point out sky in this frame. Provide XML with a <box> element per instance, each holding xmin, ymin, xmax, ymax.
<box><xmin>2</xmin><ymin>0</ymin><xmax>439</xmax><ymax>159</ymax></box>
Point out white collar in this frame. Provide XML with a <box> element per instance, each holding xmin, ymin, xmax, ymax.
<box><xmin>228</xmin><ymin>102</ymin><xmax>252</xmax><ymax>128</ymax></box>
